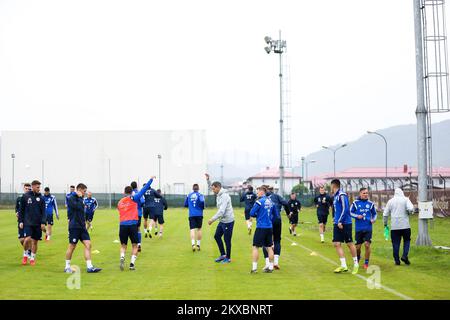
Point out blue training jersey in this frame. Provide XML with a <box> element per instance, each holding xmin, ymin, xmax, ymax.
<box><xmin>240</xmin><ymin>192</ymin><xmax>257</xmax><ymax>211</ymax></box>
<box><xmin>350</xmin><ymin>199</ymin><xmax>377</xmax><ymax>231</ymax></box>
<box><xmin>184</xmin><ymin>191</ymin><xmax>205</xmax><ymax>217</ymax></box>
<box><xmin>84</xmin><ymin>197</ymin><xmax>98</xmax><ymax>215</ymax></box>
<box><xmin>250</xmin><ymin>196</ymin><xmax>275</xmax><ymax>229</ymax></box>
<box><xmin>333</xmin><ymin>189</ymin><xmax>352</xmax><ymax>225</ymax></box>
<box><xmin>132</xmin><ymin>188</ymin><xmax>145</xmax><ymax>217</ymax></box>
<box><xmin>43</xmin><ymin>194</ymin><xmax>59</xmax><ymax>218</ymax></box>
<box><xmin>65</xmin><ymin>191</ymin><xmax>76</xmax><ymax>215</ymax></box>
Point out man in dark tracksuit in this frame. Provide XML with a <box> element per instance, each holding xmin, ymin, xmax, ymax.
<box><xmin>314</xmin><ymin>186</ymin><xmax>333</xmax><ymax>243</ymax></box>
<box><xmin>64</xmin><ymin>183</ymin><xmax>101</xmax><ymax>274</ymax></box>
<box><xmin>16</xmin><ymin>183</ymin><xmax>31</xmax><ymax>249</ymax></box>
<box><xmin>143</xmin><ymin>186</ymin><xmax>162</xmax><ymax>238</ymax></box>
<box><xmin>240</xmin><ymin>185</ymin><xmax>257</xmax><ymax>235</ymax></box>
<box><xmin>18</xmin><ymin>180</ymin><xmax>46</xmax><ymax>266</ymax></box>
<box><xmin>263</xmin><ymin>187</ymin><xmax>289</xmax><ymax>270</ymax></box>
<box><xmin>152</xmin><ymin>189</ymin><xmax>168</xmax><ymax>238</ymax></box>
<box><xmin>287</xmin><ymin>193</ymin><xmax>301</xmax><ymax>236</ymax></box>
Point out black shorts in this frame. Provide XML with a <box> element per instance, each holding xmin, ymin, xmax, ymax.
<box><xmin>119</xmin><ymin>224</ymin><xmax>139</xmax><ymax>245</ymax></box>
<box><xmin>244</xmin><ymin>208</ymin><xmax>251</xmax><ymax>220</ymax></box>
<box><xmin>137</xmin><ymin>216</ymin><xmax>142</xmax><ymax>228</ymax></box>
<box><xmin>253</xmin><ymin>228</ymin><xmax>273</xmax><ymax>247</ymax></box>
<box><xmin>289</xmin><ymin>213</ymin><xmax>299</xmax><ymax>225</ymax></box>
<box><xmin>317</xmin><ymin>213</ymin><xmax>328</xmax><ymax>224</ymax></box>
<box><xmin>189</xmin><ymin>216</ymin><xmax>203</xmax><ymax>229</ymax></box>
<box><xmin>149</xmin><ymin>207</ymin><xmax>158</xmax><ymax>220</ymax></box>
<box><xmin>143</xmin><ymin>207</ymin><xmax>151</xmax><ymax>219</ymax></box>
<box><xmin>46</xmin><ymin>214</ymin><xmax>54</xmax><ymax>225</ymax></box>
<box><xmin>68</xmin><ymin>228</ymin><xmax>90</xmax><ymax>244</ymax></box>
<box><xmin>333</xmin><ymin>224</ymin><xmax>353</xmax><ymax>243</ymax></box>
<box><xmin>272</xmin><ymin>219</ymin><xmax>282</xmax><ymax>242</ymax></box>
<box><xmin>355</xmin><ymin>230</ymin><xmax>372</xmax><ymax>245</ymax></box>
<box><xmin>24</xmin><ymin>225</ymin><xmax>42</xmax><ymax>241</ymax></box>
<box><xmin>153</xmin><ymin>214</ymin><xmax>164</xmax><ymax>224</ymax></box>
<box><xmin>85</xmin><ymin>213</ymin><xmax>94</xmax><ymax>222</ymax></box>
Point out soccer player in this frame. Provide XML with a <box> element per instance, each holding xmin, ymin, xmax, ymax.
<box><xmin>208</xmin><ymin>181</ymin><xmax>235</xmax><ymax>264</ymax></box>
<box><xmin>83</xmin><ymin>191</ymin><xmax>98</xmax><ymax>231</ymax></box>
<box><xmin>16</xmin><ymin>183</ymin><xmax>31</xmax><ymax>252</ymax></box>
<box><xmin>143</xmin><ymin>184</ymin><xmax>162</xmax><ymax>238</ymax></box>
<box><xmin>131</xmin><ymin>181</ymin><xmax>145</xmax><ymax>251</ymax></box>
<box><xmin>152</xmin><ymin>189</ymin><xmax>168</xmax><ymax>238</ymax></box>
<box><xmin>240</xmin><ymin>185</ymin><xmax>257</xmax><ymax>235</ymax></box>
<box><xmin>350</xmin><ymin>187</ymin><xmax>377</xmax><ymax>269</ymax></box>
<box><xmin>18</xmin><ymin>180</ymin><xmax>46</xmax><ymax>266</ymax></box>
<box><xmin>286</xmin><ymin>192</ymin><xmax>301</xmax><ymax>236</ymax></box>
<box><xmin>64</xmin><ymin>183</ymin><xmax>101</xmax><ymax>273</ymax></box>
<box><xmin>262</xmin><ymin>186</ymin><xmax>288</xmax><ymax>270</ymax></box>
<box><xmin>65</xmin><ymin>185</ymin><xmax>75</xmax><ymax>209</ymax></box>
<box><xmin>331</xmin><ymin>179</ymin><xmax>359</xmax><ymax>274</ymax></box>
<box><xmin>314</xmin><ymin>186</ymin><xmax>333</xmax><ymax>243</ymax></box>
<box><xmin>43</xmin><ymin>187</ymin><xmax>59</xmax><ymax>241</ymax></box>
<box><xmin>184</xmin><ymin>184</ymin><xmax>205</xmax><ymax>251</ymax></box>
<box><xmin>250</xmin><ymin>185</ymin><xmax>276</xmax><ymax>274</ymax></box>
<box><xmin>117</xmin><ymin>177</ymin><xmax>155</xmax><ymax>271</ymax></box>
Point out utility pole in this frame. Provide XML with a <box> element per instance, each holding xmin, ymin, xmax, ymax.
<box><xmin>414</xmin><ymin>0</ymin><xmax>432</xmax><ymax>246</ymax></box>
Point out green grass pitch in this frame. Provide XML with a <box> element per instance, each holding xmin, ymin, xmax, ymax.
<box><xmin>0</xmin><ymin>207</ymin><xmax>449</xmax><ymax>300</ymax></box>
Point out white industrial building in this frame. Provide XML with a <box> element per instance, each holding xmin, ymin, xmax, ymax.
<box><xmin>246</xmin><ymin>167</ymin><xmax>301</xmax><ymax>193</ymax></box>
<box><xmin>0</xmin><ymin>130</ymin><xmax>208</xmax><ymax>195</ymax></box>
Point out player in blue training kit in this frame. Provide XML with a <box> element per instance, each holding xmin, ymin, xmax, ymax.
<box><xmin>263</xmin><ymin>186</ymin><xmax>289</xmax><ymax>270</ymax></box>
<box><xmin>184</xmin><ymin>184</ymin><xmax>205</xmax><ymax>251</ymax></box>
<box><xmin>65</xmin><ymin>185</ymin><xmax>76</xmax><ymax>220</ymax></box>
<box><xmin>152</xmin><ymin>189</ymin><xmax>168</xmax><ymax>238</ymax></box>
<box><xmin>131</xmin><ymin>181</ymin><xmax>145</xmax><ymax>251</ymax></box>
<box><xmin>250</xmin><ymin>185</ymin><xmax>276</xmax><ymax>274</ymax></box>
<box><xmin>64</xmin><ymin>183</ymin><xmax>101</xmax><ymax>273</ymax></box>
<box><xmin>143</xmin><ymin>184</ymin><xmax>162</xmax><ymax>238</ymax></box>
<box><xmin>83</xmin><ymin>191</ymin><xmax>98</xmax><ymax>231</ymax></box>
<box><xmin>331</xmin><ymin>179</ymin><xmax>359</xmax><ymax>274</ymax></box>
<box><xmin>350</xmin><ymin>187</ymin><xmax>377</xmax><ymax>269</ymax></box>
<box><xmin>240</xmin><ymin>185</ymin><xmax>257</xmax><ymax>235</ymax></box>
<box><xmin>43</xmin><ymin>187</ymin><xmax>59</xmax><ymax>241</ymax></box>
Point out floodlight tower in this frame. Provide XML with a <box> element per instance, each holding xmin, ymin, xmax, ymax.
<box><xmin>414</xmin><ymin>0</ymin><xmax>450</xmax><ymax>246</ymax></box>
<box><xmin>265</xmin><ymin>31</ymin><xmax>287</xmax><ymax>196</ymax></box>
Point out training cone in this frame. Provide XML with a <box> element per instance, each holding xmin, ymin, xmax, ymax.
<box><xmin>310</xmin><ymin>251</ymin><xmax>318</xmax><ymax>256</ymax></box>
<box><xmin>291</xmin><ymin>242</ymin><xmax>298</xmax><ymax>246</ymax></box>
<box><xmin>92</xmin><ymin>250</ymin><xmax>100</xmax><ymax>254</ymax></box>
<box><xmin>113</xmin><ymin>240</ymin><xmax>120</xmax><ymax>243</ymax></box>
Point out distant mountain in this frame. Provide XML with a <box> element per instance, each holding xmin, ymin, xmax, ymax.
<box><xmin>305</xmin><ymin>119</ymin><xmax>450</xmax><ymax>178</ymax></box>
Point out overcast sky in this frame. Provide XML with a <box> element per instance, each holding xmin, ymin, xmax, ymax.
<box><xmin>1</xmin><ymin>0</ymin><xmax>450</xmax><ymax>169</ymax></box>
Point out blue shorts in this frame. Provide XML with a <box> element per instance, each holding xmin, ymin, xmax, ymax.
<box><xmin>46</xmin><ymin>214</ymin><xmax>54</xmax><ymax>225</ymax></box>
<box><xmin>253</xmin><ymin>228</ymin><xmax>273</xmax><ymax>247</ymax></box>
<box><xmin>68</xmin><ymin>228</ymin><xmax>90</xmax><ymax>244</ymax></box>
<box><xmin>153</xmin><ymin>214</ymin><xmax>164</xmax><ymax>224</ymax></box>
<box><xmin>355</xmin><ymin>230</ymin><xmax>372</xmax><ymax>245</ymax></box>
<box><xmin>317</xmin><ymin>213</ymin><xmax>329</xmax><ymax>224</ymax></box>
<box><xmin>333</xmin><ymin>224</ymin><xmax>353</xmax><ymax>243</ymax></box>
<box><xmin>143</xmin><ymin>207</ymin><xmax>151</xmax><ymax>219</ymax></box>
<box><xmin>189</xmin><ymin>216</ymin><xmax>203</xmax><ymax>229</ymax></box>
<box><xmin>85</xmin><ymin>212</ymin><xmax>94</xmax><ymax>222</ymax></box>
<box><xmin>119</xmin><ymin>224</ymin><xmax>139</xmax><ymax>245</ymax></box>
<box><xmin>24</xmin><ymin>225</ymin><xmax>42</xmax><ymax>241</ymax></box>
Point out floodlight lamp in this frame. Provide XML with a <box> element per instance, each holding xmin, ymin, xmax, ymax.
<box><xmin>264</xmin><ymin>46</ymin><xmax>271</xmax><ymax>54</ymax></box>
<box><xmin>264</xmin><ymin>36</ymin><xmax>272</xmax><ymax>44</ymax></box>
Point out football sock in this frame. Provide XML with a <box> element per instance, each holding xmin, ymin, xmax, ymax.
<box><xmin>265</xmin><ymin>257</ymin><xmax>269</xmax><ymax>266</ymax></box>
<box><xmin>269</xmin><ymin>262</ymin><xmax>274</xmax><ymax>271</ymax></box>
<box><xmin>365</xmin><ymin>259</ymin><xmax>369</xmax><ymax>265</ymax></box>
<box><xmin>196</xmin><ymin>240</ymin><xmax>201</xmax><ymax>246</ymax></box>
<box><xmin>191</xmin><ymin>239</ymin><xmax>195</xmax><ymax>246</ymax></box>
<box><xmin>23</xmin><ymin>250</ymin><xmax>28</xmax><ymax>257</ymax></box>
<box><xmin>30</xmin><ymin>253</ymin><xmax>36</xmax><ymax>260</ymax></box>
<box><xmin>252</xmin><ymin>262</ymin><xmax>257</xmax><ymax>270</ymax></box>
<box><xmin>320</xmin><ymin>233</ymin><xmax>324</xmax><ymax>241</ymax></box>
<box><xmin>65</xmin><ymin>260</ymin><xmax>71</xmax><ymax>268</ymax></box>
<box><xmin>120</xmin><ymin>252</ymin><xmax>125</xmax><ymax>259</ymax></box>
<box><xmin>352</xmin><ymin>256</ymin><xmax>358</xmax><ymax>265</ymax></box>
<box><xmin>274</xmin><ymin>255</ymin><xmax>279</xmax><ymax>265</ymax></box>
<box><xmin>340</xmin><ymin>258</ymin><xmax>347</xmax><ymax>268</ymax></box>
<box><xmin>86</xmin><ymin>260</ymin><xmax>93</xmax><ymax>269</ymax></box>
<box><xmin>131</xmin><ymin>255</ymin><xmax>137</xmax><ymax>264</ymax></box>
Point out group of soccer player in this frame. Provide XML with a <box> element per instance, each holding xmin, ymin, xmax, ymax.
<box><xmin>16</xmin><ymin>173</ymin><xmax>380</xmax><ymax>276</ymax></box>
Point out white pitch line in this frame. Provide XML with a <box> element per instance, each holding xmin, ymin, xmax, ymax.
<box><xmin>283</xmin><ymin>237</ymin><xmax>414</xmax><ymax>300</ymax></box>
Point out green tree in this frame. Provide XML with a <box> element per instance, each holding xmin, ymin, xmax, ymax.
<box><xmin>291</xmin><ymin>183</ymin><xmax>309</xmax><ymax>194</ymax></box>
